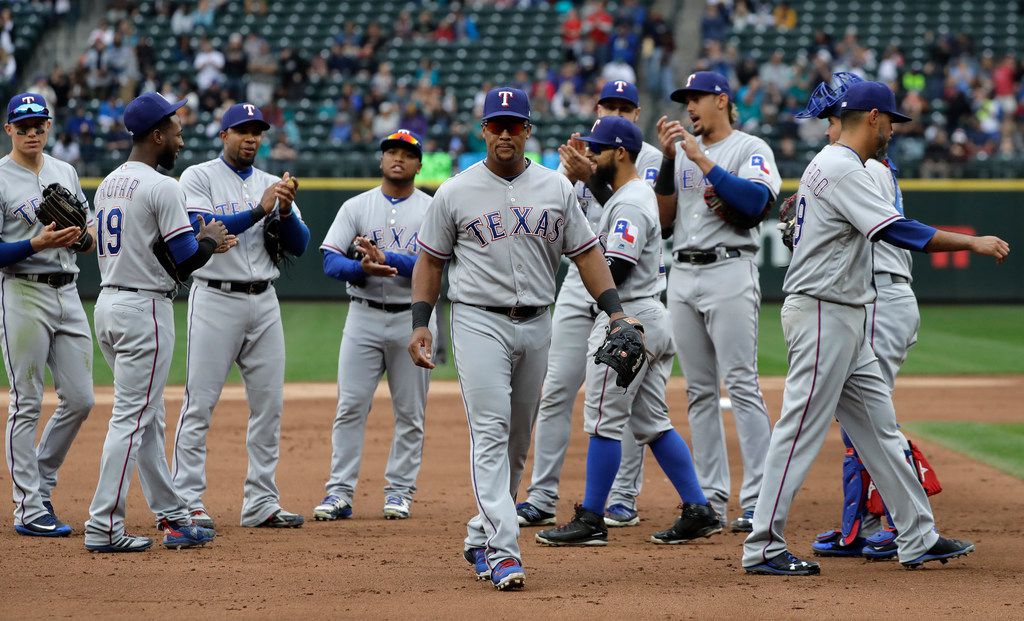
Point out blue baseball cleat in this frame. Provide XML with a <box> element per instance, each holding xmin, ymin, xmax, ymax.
<box><xmin>604</xmin><ymin>503</ymin><xmax>640</xmax><ymax>527</ymax></box>
<box><xmin>14</xmin><ymin>513</ymin><xmax>73</xmax><ymax>537</ymax></box>
<box><xmin>463</xmin><ymin>547</ymin><xmax>491</xmax><ymax>580</ymax></box>
<box><xmin>745</xmin><ymin>551</ymin><xmax>821</xmax><ymax>576</ymax></box>
<box><xmin>161</xmin><ymin>520</ymin><xmax>215</xmax><ymax>549</ymax></box>
<box><xmin>862</xmin><ymin>528</ymin><xmax>898</xmax><ymax>560</ymax></box>
<box><xmin>515</xmin><ymin>502</ymin><xmax>555</xmax><ymax>527</ymax></box>
<box><xmin>491</xmin><ymin>558</ymin><xmax>525</xmax><ymax>591</ymax></box>
<box><xmin>812</xmin><ymin>529</ymin><xmax>867</xmax><ymax>557</ymax></box>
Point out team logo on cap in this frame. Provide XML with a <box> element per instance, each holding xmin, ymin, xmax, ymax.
<box><xmin>686</xmin><ymin>74</ymin><xmax>696</xmax><ymax>87</ymax></box>
<box><xmin>591</xmin><ymin>118</ymin><xmax>601</xmax><ymax>131</ymax></box>
<box><xmin>614</xmin><ymin>81</ymin><xmax>628</xmax><ymax>93</ymax></box>
<box><xmin>21</xmin><ymin>95</ymin><xmax>36</xmax><ymax>104</ymax></box>
<box><xmin>243</xmin><ymin>103</ymin><xmax>256</xmax><ymax>116</ymax></box>
<box><xmin>498</xmin><ymin>91</ymin><xmax>514</xmax><ymax>107</ymax></box>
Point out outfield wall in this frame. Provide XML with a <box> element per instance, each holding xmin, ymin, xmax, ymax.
<box><xmin>79</xmin><ymin>178</ymin><xmax>1024</xmax><ymax>302</ymax></box>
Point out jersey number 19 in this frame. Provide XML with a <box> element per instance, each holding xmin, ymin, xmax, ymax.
<box><xmin>96</xmin><ymin>208</ymin><xmax>123</xmax><ymax>256</ymax></box>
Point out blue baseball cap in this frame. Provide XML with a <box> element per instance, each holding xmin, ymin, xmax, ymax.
<box><xmin>481</xmin><ymin>87</ymin><xmax>531</xmax><ymax>122</ymax></box>
<box><xmin>579</xmin><ymin>116</ymin><xmax>643</xmax><ymax>153</ymax></box>
<box><xmin>124</xmin><ymin>92</ymin><xmax>187</xmax><ymax>136</ymax></box>
<box><xmin>7</xmin><ymin>93</ymin><xmax>51</xmax><ymax>123</ymax></box>
<box><xmin>380</xmin><ymin>128</ymin><xmax>423</xmax><ymax>158</ymax></box>
<box><xmin>598</xmin><ymin>80</ymin><xmax>640</xmax><ymax>107</ymax></box>
<box><xmin>839</xmin><ymin>81</ymin><xmax>912</xmax><ymax>123</ymax></box>
<box><xmin>220</xmin><ymin>102</ymin><xmax>271</xmax><ymax>132</ymax></box>
<box><xmin>670</xmin><ymin>71</ymin><xmax>731</xmax><ymax>103</ymax></box>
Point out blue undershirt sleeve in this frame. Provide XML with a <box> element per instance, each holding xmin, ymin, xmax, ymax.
<box><xmin>383</xmin><ymin>251</ymin><xmax>417</xmax><ymax>278</ymax></box>
<box><xmin>705</xmin><ymin>165</ymin><xmax>772</xmax><ymax>219</ymax></box>
<box><xmin>166</xmin><ymin>232</ymin><xmax>199</xmax><ymax>264</ymax></box>
<box><xmin>876</xmin><ymin>218</ymin><xmax>937</xmax><ymax>252</ymax></box>
<box><xmin>189</xmin><ymin>209</ymin><xmax>261</xmax><ymax>236</ymax></box>
<box><xmin>279</xmin><ymin>212</ymin><xmax>311</xmax><ymax>256</ymax></box>
<box><xmin>323</xmin><ymin>249</ymin><xmax>366</xmax><ymax>286</ymax></box>
<box><xmin>0</xmin><ymin>239</ymin><xmax>37</xmax><ymax>267</ymax></box>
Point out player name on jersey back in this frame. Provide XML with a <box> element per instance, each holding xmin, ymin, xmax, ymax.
<box><xmin>417</xmin><ymin>161</ymin><xmax>598</xmax><ymax>307</ymax></box>
<box><xmin>95</xmin><ymin>161</ymin><xmax>194</xmax><ymax>292</ymax></box>
<box><xmin>783</xmin><ymin>144</ymin><xmax>903</xmax><ymax>306</ymax></box>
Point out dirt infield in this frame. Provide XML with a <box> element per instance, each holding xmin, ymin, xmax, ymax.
<box><xmin>2</xmin><ymin>376</ymin><xmax>1022</xmax><ymax>619</ymax></box>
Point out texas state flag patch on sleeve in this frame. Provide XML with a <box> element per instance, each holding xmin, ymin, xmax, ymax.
<box><xmin>612</xmin><ymin>219</ymin><xmax>637</xmax><ymax>245</ymax></box>
<box><xmin>750</xmin><ymin>154</ymin><xmax>771</xmax><ymax>175</ymax></box>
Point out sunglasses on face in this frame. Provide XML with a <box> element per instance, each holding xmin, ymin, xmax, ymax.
<box><xmin>384</xmin><ymin>130</ymin><xmax>421</xmax><ymax>146</ymax></box>
<box><xmin>8</xmin><ymin>102</ymin><xmax>49</xmax><ymax>122</ymax></box>
<box><xmin>586</xmin><ymin>143</ymin><xmax>616</xmax><ymax>155</ymax></box>
<box><xmin>482</xmin><ymin>119</ymin><xmax>530</xmax><ymax>136</ymax></box>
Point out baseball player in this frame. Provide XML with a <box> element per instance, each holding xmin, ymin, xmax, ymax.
<box><xmin>84</xmin><ymin>92</ymin><xmax>231</xmax><ymax>552</ymax></box>
<box><xmin>532</xmin><ymin>117</ymin><xmax>722</xmax><ymax>547</ymax></box>
<box><xmin>408</xmin><ymin>87</ymin><xmax>633</xmax><ymax>591</ymax></box>
<box><xmin>518</xmin><ymin>80</ymin><xmax>664</xmax><ymax>529</ymax></box>
<box><xmin>313</xmin><ymin>129</ymin><xmax>433</xmax><ymax>521</ymax></box>
<box><xmin>654</xmin><ymin>71</ymin><xmax>779</xmax><ymax>532</ymax></box>
<box><xmin>788</xmin><ymin>74</ymin><xmax>942</xmax><ymax>561</ymax></box>
<box><xmin>170</xmin><ymin>102</ymin><xmax>309</xmax><ymax>530</ymax></box>
<box><xmin>742</xmin><ymin>81</ymin><xmax>1008</xmax><ymax>575</ymax></box>
<box><xmin>1</xmin><ymin>93</ymin><xmax>95</xmax><ymax>537</ymax></box>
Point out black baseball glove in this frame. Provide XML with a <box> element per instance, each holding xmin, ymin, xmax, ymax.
<box><xmin>264</xmin><ymin>215</ymin><xmax>295</xmax><ymax>266</ymax></box>
<box><xmin>38</xmin><ymin>182</ymin><xmax>91</xmax><ymax>250</ymax></box>
<box><xmin>152</xmin><ymin>238</ymin><xmax>185</xmax><ymax>287</ymax></box>
<box><xmin>594</xmin><ymin>316</ymin><xmax>647</xmax><ymax>388</ymax></box>
<box><xmin>777</xmin><ymin>194</ymin><xmax>798</xmax><ymax>251</ymax></box>
<box><xmin>704</xmin><ymin>185</ymin><xmax>773</xmax><ymax>229</ymax></box>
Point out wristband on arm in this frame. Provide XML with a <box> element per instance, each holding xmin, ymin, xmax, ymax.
<box><xmin>654</xmin><ymin>157</ymin><xmax>676</xmax><ymax>196</ymax></box>
<box><xmin>411</xmin><ymin>301</ymin><xmax>433</xmax><ymax>329</ymax></box>
<box><xmin>596</xmin><ymin>288</ymin><xmax>623</xmax><ymax>316</ymax></box>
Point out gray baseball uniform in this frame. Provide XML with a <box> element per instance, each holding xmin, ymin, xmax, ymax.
<box><xmin>85</xmin><ymin>162</ymin><xmax>196</xmax><ymax>548</ymax></box>
<box><xmin>0</xmin><ymin>154</ymin><xmax>94</xmax><ymax>528</ymax></box>
<box><xmin>526</xmin><ymin>141</ymin><xmax>662</xmax><ymax>515</ymax></box>
<box><xmin>418</xmin><ymin>160</ymin><xmax>598</xmax><ymax>569</ymax></box>
<box><xmin>170</xmin><ymin>158</ymin><xmax>304</xmax><ymax>526</ymax></box>
<box><xmin>743</xmin><ymin>144</ymin><xmax>938</xmax><ymax>567</ymax></box>
<box><xmin>666</xmin><ymin>130</ymin><xmax>781</xmax><ymax>523</ymax></box>
<box><xmin>319</xmin><ymin>186</ymin><xmax>433</xmax><ymax>509</ymax></box>
<box><xmin>582</xmin><ymin>180</ymin><xmax>674</xmax><ymax>444</ymax></box>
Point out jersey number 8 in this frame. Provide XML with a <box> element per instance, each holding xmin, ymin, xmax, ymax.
<box><xmin>96</xmin><ymin>207</ymin><xmax>123</xmax><ymax>256</ymax></box>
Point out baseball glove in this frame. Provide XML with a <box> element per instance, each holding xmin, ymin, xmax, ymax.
<box><xmin>38</xmin><ymin>183</ymin><xmax>88</xmax><ymax>232</ymax></box>
<box><xmin>594</xmin><ymin>316</ymin><xmax>647</xmax><ymax>389</ymax></box>
<box><xmin>777</xmin><ymin>194</ymin><xmax>798</xmax><ymax>251</ymax></box>
<box><xmin>704</xmin><ymin>185</ymin><xmax>772</xmax><ymax>229</ymax></box>
<box><xmin>264</xmin><ymin>215</ymin><xmax>289</xmax><ymax>266</ymax></box>
<box><xmin>152</xmin><ymin>238</ymin><xmax>185</xmax><ymax>288</ymax></box>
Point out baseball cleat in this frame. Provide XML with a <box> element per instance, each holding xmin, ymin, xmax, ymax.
<box><xmin>313</xmin><ymin>495</ymin><xmax>352</xmax><ymax>521</ymax></box>
<box><xmin>161</xmin><ymin>520</ymin><xmax>216</xmax><ymax>549</ymax></box>
<box><xmin>515</xmin><ymin>501</ymin><xmax>555</xmax><ymax>527</ymax></box>
<box><xmin>14</xmin><ymin>513</ymin><xmax>73</xmax><ymax>537</ymax></box>
<box><xmin>383</xmin><ymin>495</ymin><xmax>411</xmax><ymax>519</ymax></box>
<box><xmin>189</xmin><ymin>508</ymin><xmax>215</xmax><ymax>530</ymax></box>
<box><xmin>861</xmin><ymin>528</ymin><xmax>898</xmax><ymax>560</ymax></box>
<box><xmin>650</xmin><ymin>502</ymin><xmax>722</xmax><ymax>544</ymax></box>
<box><xmin>901</xmin><ymin>536</ymin><xmax>974</xmax><ymax>569</ymax></box>
<box><xmin>42</xmin><ymin>500</ymin><xmax>56</xmax><ymax>519</ymax></box>
<box><xmin>730</xmin><ymin>509</ymin><xmax>755</xmax><ymax>533</ymax></box>
<box><xmin>257</xmin><ymin>509</ymin><xmax>305</xmax><ymax>528</ymax></box>
<box><xmin>812</xmin><ymin>529</ymin><xmax>867</xmax><ymax>557</ymax></box>
<box><xmin>491</xmin><ymin>558</ymin><xmax>526</xmax><ymax>591</ymax></box>
<box><xmin>604</xmin><ymin>503</ymin><xmax>640</xmax><ymax>527</ymax></box>
<box><xmin>745</xmin><ymin>551</ymin><xmax>821</xmax><ymax>576</ymax></box>
<box><xmin>463</xmin><ymin>547</ymin><xmax>491</xmax><ymax>580</ymax></box>
<box><xmin>86</xmin><ymin>533</ymin><xmax>154</xmax><ymax>553</ymax></box>
<box><xmin>536</xmin><ymin>505</ymin><xmax>608</xmax><ymax>546</ymax></box>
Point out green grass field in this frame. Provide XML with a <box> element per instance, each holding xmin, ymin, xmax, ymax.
<box><xmin>904</xmin><ymin>422</ymin><xmax>1024</xmax><ymax>480</ymax></box>
<box><xmin>2</xmin><ymin>302</ymin><xmax>1022</xmax><ymax>387</ymax></box>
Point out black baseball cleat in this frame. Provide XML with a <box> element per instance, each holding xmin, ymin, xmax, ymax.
<box><xmin>535</xmin><ymin>505</ymin><xmax>608</xmax><ymax>546</ymax></box>
<box><xmin>745</xmin><ymin>551</ymin><xmax>821</xmax><ymax>576</ymax></box>
<box><xmin>901</xmin><ymin>536</ymin><xmax>975</xmax><ymax>569</ymax></box>
<box><xmin>650</xmin><ymin>502</ymin><xmax>723</xmax><ymax>544</ymax></box>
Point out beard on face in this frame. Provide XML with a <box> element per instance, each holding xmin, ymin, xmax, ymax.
<box><xmin>591</xmin><ymin>157</ymin><xmax>617</xmax><ymax>188</ymax></box>
<box><xmin>233</xmin><ymin>145</ymin><xmax>256</xmax><ymax>168</ymax></box>
<box><xmin>158</xmin><ymin>146</ymin><xmax>177</xmax><ymax>171</ymax></box>
<box><xmin>873</xmin><ymin>126</ymin><xmax>890</xmax><ymax>160</ymax></box>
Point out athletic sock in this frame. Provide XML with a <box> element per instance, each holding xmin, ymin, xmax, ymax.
<box><xmin>581</xmin><ymin>435</ymin><xmax>622</xmax><ymax>515</ymax></box>
<box><xmin>649</xmin><ymin>429</ymin><xmax>707</xmax><ymax>505</ymax></box>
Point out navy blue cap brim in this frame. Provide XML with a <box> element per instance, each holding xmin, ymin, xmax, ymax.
<box><xmin>670</xmin><ymin>87</ymin><xmax>728</xmax><ymax>103</ymax></box>
<box><xmin>597</xmin><ymin>95</ymin><xmax>639</xmax><ymax>107</ymax></box>
<box><xmin>223</xmin><ymin>118</ymin><xmax>271</xmax><ymax>132</ymax></box>
<box><xmin>481</xmin><ymin>111</ymin><xmax>531</xmax><ymax>122</ymax></box>
<box><xmin>8</xmin><ymin>112</ymin><xmax>51</xmax><ymax>123</ymax></box>
<box><xmin>841</xmin><ymin>106</ymin><xmax>913</xmax><ymax>124</ymax></box>
<box><xmin>579</xmin><ymin>136</ymin><xmax>639</xmax><ymax>151</ymax></box>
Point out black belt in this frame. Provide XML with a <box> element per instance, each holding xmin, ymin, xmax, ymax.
<box><xmin>675</xmin><ymin>249</ymin><xmax>741</xmax><ymax>265</ymax></box>
<box><xmin>107</xmin><ymin>286</ymin><xmax>175</xmax><ymax>299</ymax></box>
<box><xmin>351</xmin><ymin>296</ymin><xmax>412</xmax><ymax>313</ymax></box>
<box><xmin>472</xmin><ymin>304</ymin><xmax>546</xmax><ymax>320</ymax></box>
<box><xmin>207</xmin><ymin>279</ymin><xmax>271</xmax><ymax>295</ymax></box>
<box><xmin>13</xmin><ymin>273</ymin><xmax>74</xmax><ymax>288</ymax></box>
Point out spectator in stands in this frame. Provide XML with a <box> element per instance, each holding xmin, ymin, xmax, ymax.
<box><xmin>193</xmin><ymin>0</ymin><xmax>216</xmax><ymax>30</ymax></box>
<box><xmin>414</xmin><ymin>10</ymin><xmax>436</xmax><ymax>41</ymax></box>
<box><xmin>277</xmin><ymin>46</ymin><xmax>308</xmax><ymax>92</ymax></box>
<box><xmin>371</xmin><ymin>101</ymin><xmax>400</xmax><ymax>139</ymax></box>
<box><xmin>701</xmin><ymin>3</ymin><xmax>729</xmax><ymax>45</ymax></box>
<box><xmin>601</xmin><ymin>49</ymin><xmax>637</xmax><ymax>83</ymax></box>
<box><xmin>0</xmin><ymin>8</ymin><xmax>13</xmax><ymax>55</ymax></box>
<box><xmin>583</xmin><ymin>0</ymin><xmax>614</xmax><ymax>65</ymax></box>
<box><xmin>329</xmin><ymin>112</ymin><xmax>352</xmax><ymax>145</ymax></box>
<box><xmin>399</xmin><ymin>101</ymin><xmax>428</xmax><ymax>138</ymax></box>
<box><xmin>247</xmin><ymin>38</ymin><xmax>277</xmax><ymax>107</ymax></box>
<box><xmin>643</xmin><ymin>9</ymin><xmax>675</xmax><ymax>98</ymax></box>
<box><xmin>270</xmin><ymin>135</ymin><xmax>298</xmax><ymax>166</ymax></box>
<box><xmin>0</xmin><ymin>48</ymin><xmax>13</xmax><ymax>88</ymax></box>
<box><xmin>416</xmin><ymin>58</ymin><xmax>439</xmax><ymax>87</ymax></box>
<box><xmin>773</xmin><ymin>1</ymin><xmax>797</xmax><ymax>31</ymax></box>
<box><xmin>27</xmin><ymin>76</ymin><xmax>57</xmax><ymax>111</ymax></box>
<box><xmin>104</xmin><ymin>120</ymin><xmax>132</xmax><ymax>156</ymax></box>
<box><xmin>221</xmin><ymin>33</ymin><xmax>248</xmax><ymax>100</ymax></box>
<box><xmin>393</xmin><ymin>9</ymin><xmax>414</xmax><ymax>41</ymax></box>
<box><xmin>351</xmin><ymin>108</ymin><xmax>375</xmax><ymax>145</ymax></box>
<box><xmin>88</xmin><ymin>17</ymin><xmax>115</xmax><ymax>47</ymax></box>
<box><xmin>170</xmin><ymin>4</ymin><xmax>194</xmax><ymax>36</ymax></box>
<box><xmin>170</xmin><ymin>33</ymin><xmax>195</xmax><ymax>65</ymax></box>
<box><xmin>877</xmin><ymin>45</ymin><xmax>903</xmax><ymax>83</ymax></box>
<box><xmin>735</xmin><ymin>76</ymin><xmax>765</xmax><ymax>129</ymax></box>
<box><xmin>435</xmin><ymin>15</ymin><xmax>457</xmax><ymax>43</ymax></box>
<box><xmin>195</xmin><ymin>37</ymin><xmax>226</xmax><ymax>92</ymax></box>
<box><xmin>97</xmin><ymin>95</ymin><xmax>125</xmax><ymax>132</ymax></box>
<box><xmin>359</xmin><ymin>22</ymin><xmax>387</xmax><ymax>72</ymax></box>
<box><xmin>759</xmin><ymin>49</ymin><xmax>794</xmax><ymax>91</ymax></box>
<box><xmin>550</xmin><ymin>80</ymin><xmax>581</xmax><ymax>119</ymax></box>
<box><xmin>609</xmin><ymin>22</ymin><xmax>639</xmax><ymax>68</ymax></box>
<box><xmin>562</xmin><ymin>8</ymin><xmax>582</xmax><ymax>58</ymax></box>
<box><xmin>452</xmin><ymin>7</ymin><xmax>479</xmax><ymax>41</ymax></box>
<box><xmin>52</xmin><ymin>132</ymin><xmax>80</xmax><ymax>167</ymax></box>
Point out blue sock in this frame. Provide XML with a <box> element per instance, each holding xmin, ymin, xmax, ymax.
<box><xmin>649</xmin><ymin>429</ymin><xmax>707</xmax><ymax>505</ymax></box>
<box><xmin>581</xmin><ymin>436</ymin><xmax>622</xmax><ymax>515</ymax></box>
